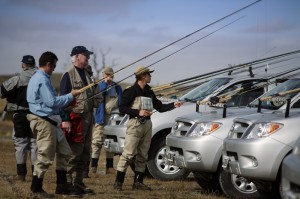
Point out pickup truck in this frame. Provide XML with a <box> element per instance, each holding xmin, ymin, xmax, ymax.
<box><xmin>103</xmin><ymin>74</ymin><xmax>271</xmax><ymax>181</ymax></box>
<box><xmin>166</xmin><ymin>78</ymin><xmax>300</xmax><ymax>197</ymax></box>
<box><xmin>222</xmin><ymin>80</ymin><xmax>300</xmax><ymax>198</ymax></box>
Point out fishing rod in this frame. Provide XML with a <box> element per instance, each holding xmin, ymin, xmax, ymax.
<box><xmin>158</xmin><ymin>81</ymin><xmax>208</xmax><ymax>97</ymax></box>
<box><xmin>79</xmin><ymin>48</ymin><xmax>300</xmax><ymax>104</ymax></box>
<box><xmin>136</xmin><ymin>68</ymin><xmax>300</xmax><ymax>117</ymax></box>
<box><xmin>153</xmin><ymin>50</ymin><xmax>300</xmax><ymax>92</ymax></box>
<box><xmin>228</xmin><ymin>55</ymin><xmax>300</xmax><ymax>76</ymax></box>
<box><xmin>197</xmin><ymin>67</ymin><xmax>300</xmax><ymax>106</ymax></box>
<box><xmin>77</xmin><ymin>17</ymin><xmax>247</xmax><ymax>103</ymax></box>
<box><xmin>79</xmin><ymin>0</ymin><xmax>262</xmax><ymax>92</ymax></box>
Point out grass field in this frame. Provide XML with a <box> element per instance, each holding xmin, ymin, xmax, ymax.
<box><xmin>0</xmin><ymin>120</ymin><xmax>227</xmax><ymax>199</ymax></box>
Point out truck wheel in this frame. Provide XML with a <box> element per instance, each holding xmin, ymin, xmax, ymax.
<box><xmin>193</xmin><ymin>171</ymin><xmax>222</xmax><ymax>193</ymax></box>
<box><xmin>147</xmin><ymin>137</ymin><xmax>190</xmax><ymax>181</ymax></box>
<box><xmin>219</xmin><ymin>169</ymin><xmax>260</xmax><ymax>198</ymax></box>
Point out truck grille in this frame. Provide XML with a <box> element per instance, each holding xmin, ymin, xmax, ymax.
<box><xmin>228</xmin><ymin>121</ymin><xmax>249</xmax><ymax>139</ymax></box>
<box><xmin>173</xmin><ymin>121</ymin><xmax>193</xmax><ymax>136</ymax></box>
<box><xmin>105</xmin><ymin>135</ymin><xmax>117</xmax><ymax>142</ymax></box>
<box><xmin>170</xmin><ymin>146</ymin><xmax>183</xmax><ymax>155</ymax></box>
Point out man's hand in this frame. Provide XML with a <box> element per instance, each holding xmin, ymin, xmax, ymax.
<box><xmin>139</xmin><ymin>109</ymin><xmax>152</xmax><ymax>117</ymax></box>
<box><xmin>71</xmin><ymin>89</ymin><xmax>82</xmax><ymax>96</ymax></box>
<box><xmin>174</xmin><ymin>101</ymin><xmax>183</xmax><ymax>108</ymax></box>
<box><xmin>61</xmin><ymin>121</ymin><xmax>72</xmax><ymax>132</ymax></box>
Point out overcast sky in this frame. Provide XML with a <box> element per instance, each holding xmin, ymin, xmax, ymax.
<box><xmin>1</xmin><ymin>0</ymin><xmax>300</xmax><ymax>85</ymax></box>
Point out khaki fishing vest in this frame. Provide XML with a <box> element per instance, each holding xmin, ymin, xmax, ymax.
<box><xmin>66</xmin><ymin>67</ymin><xmax>95</xmax><ymax>113</ymax></box>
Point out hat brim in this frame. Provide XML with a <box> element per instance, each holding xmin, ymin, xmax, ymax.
<box><xmin>86</xmin><ymin>50</ymin><xmax>93</xmax><ymax>55</ymax></box>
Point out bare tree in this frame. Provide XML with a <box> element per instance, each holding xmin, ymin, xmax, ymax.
<box><xmin>91</xmin><ymin>47</ymin><xmax>119</xmax><ymax>80</ymax></box>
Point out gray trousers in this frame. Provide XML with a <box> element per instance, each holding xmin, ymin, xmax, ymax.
<box><xmin>12</xmin><ymin>112</ymin><xmax>37</xmax><ymax>165</ymax></box>
<box><xmin>67</xmin><ymin>112</ymin><xmax>93</xmax><ymax>183</ymax></box>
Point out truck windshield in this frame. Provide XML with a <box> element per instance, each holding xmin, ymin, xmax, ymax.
<box><xmin>250</xmin><ymin>78</ymin><xmax>300</xmax><ymax>110</ymax></box>
<box><xmin>179</xmin><ymin>77</ymin><xmax>232</xmax><ymax>101</ymax></box>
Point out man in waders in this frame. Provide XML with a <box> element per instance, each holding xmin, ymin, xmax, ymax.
<box><xmin>113</xmin><ymin>66</ymin><xmax>183</xmax><ymax>190</ymax></box>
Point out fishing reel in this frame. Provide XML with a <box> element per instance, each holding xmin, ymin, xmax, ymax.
<box><xmin>138</xmin><ymin>117</ymin><xmax>146</xmax><ymax>124</ymax></box>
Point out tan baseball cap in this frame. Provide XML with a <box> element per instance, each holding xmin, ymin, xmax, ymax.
<box><xmin>102</xmin><ymin>67</ymin><xmax>114</xmax><ymax>75</ymax></box>
<box><xmin>134</xmin><ymin>66</ymin><xmax>154</xmax><ymax>76</ymax></box>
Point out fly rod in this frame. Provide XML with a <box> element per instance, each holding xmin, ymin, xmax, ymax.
<box><xmin>77</xmin><ymin>17</ymin><xmax>246</xmax><ymax>103</ymax></box>
<box><xmin>153</xmin><ymin>50</ymin><xmax>300</xmax><ymax>92</ymax></box>
<box><xmin>197</xmin><ymin>67</ymin><xmax>300</xmax><ymax>105</ymax></box>
<box><xmin>79</xmin><ymin>0</ymin><xmax>262</xmax><ymax>92</ymax></box>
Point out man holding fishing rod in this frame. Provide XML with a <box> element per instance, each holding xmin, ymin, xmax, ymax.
<box><xmin>60</xmin><ymin>46</ymin><xmax>102</xmax><ymax>195</ymax></box>
<box><xmin>90</xmin><ymin>66</ymin><xmax>123</xmax><ymax>175</ymax></box>
<box><xmin>113</xmin><ymin>66</ymin><xmax>183</xmax><ymax>191</ymax></box>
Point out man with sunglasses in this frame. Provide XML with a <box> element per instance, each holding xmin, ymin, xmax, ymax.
<box><xmin>60</xmin><ymin>46</ymin><xmax>102</xmax><ymax>195</ymax></box>
<box><xmin>113</xmin><ymin>66</ymin><xmax>183</xmax><ymax>191</ymax></box>
<box><xmin>27</xmin><ymin>51</ymin><xmax>82</xmax><ymax>198</ymax></box>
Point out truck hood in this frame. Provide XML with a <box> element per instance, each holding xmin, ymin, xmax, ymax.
<box><xmin>233</xmin><ymin>108</ymin><xmax>300</xmax><ymax>123</ymax></box>
<box><xmin>176</xmin><ymin>106</ymin><xmax>259</xmax><ymax>123</ymax></box>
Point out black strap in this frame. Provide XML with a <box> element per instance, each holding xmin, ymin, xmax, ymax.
<box><xmin>31</xmin><ymin>113</ymin><xmax>58</xmax><ymax>126</ymax></box>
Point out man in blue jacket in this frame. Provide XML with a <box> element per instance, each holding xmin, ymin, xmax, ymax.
<box><xmin>91</xmin><ymin>67</ymin><xmax>122</xmax><ymax>174</ymax></box>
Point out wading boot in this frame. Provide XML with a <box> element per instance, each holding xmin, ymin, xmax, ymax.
<box><xmin>55</xmin><ymin>170</ymin><xmax>82</xmax><ymax>197</ymax></box>
<box><xmin>74</xmin><ymin>182</ymin><xmax>95</xmax><ymax>195</ymax></box>
<box><xmin>31</xmin><ymin>175</ymin><xmax>54</xmax><ymax>198</ymax></box>
<box><xmin>132</xmin><ymin>171</ymin><xmax>151</xmax><ymax>190</ymax></box>
<box><xmin>91</xmin><ymin>158</ymin><xmax>98</xmax><ymax>174</ymax></box>
<box><xmin>106</xmin><ymin>158</ymin><xmax>116</xmax><ymax>174</ymax></box>
<box><xmin>16</xmin><ymin>164</ymin><xmax>27</xmax><ymax>181</ymax></box>
<box><xmin>113</xmin><ymin>171</ymin><xmax>125</xmax><ymax>191</ymax></box>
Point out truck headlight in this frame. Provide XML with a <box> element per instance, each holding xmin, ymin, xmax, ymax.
<box><xmin>245</xmin><ymin>122</ymin><xmax>283</xmax><ymax>139</ymax></box>
<box><xmin>187</xmin><ymin>122</ymin><xmax>222</xmax><ymax>137</ymax></box>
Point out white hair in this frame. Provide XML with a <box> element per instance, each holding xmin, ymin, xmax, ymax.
<box><xmin>71</xmin><ymin>55</ymin><xmax>77</xmax><ymax>63</ymax></box>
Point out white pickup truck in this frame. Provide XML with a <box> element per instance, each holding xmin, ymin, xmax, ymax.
<box><xmin>166</xmin><ymin>78</ymin><xmax>300</xmax><ymax>198</ymax></box>
<box><xmin>103</xmin><ymin>74</ymin><xmax>271</xmax><ymax>180</ymax></box>
<box><xmin>222</xmin><ymin>79</ymin><xmax>300</xmax><ymax>198</ymax></box>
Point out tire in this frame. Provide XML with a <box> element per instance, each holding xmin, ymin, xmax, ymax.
<box><xmin>147</xmin><ymin>137</ymin><xmax>190</xmax><ymax>181</ymax></box>
<box><xmin>219</xmin><ymin>169</ymin><xmax>260</xmax><ymax>198</ymax></box>
<box><xmin>256</xmin><ymin>178</ymin><xmax>282</xmax><ymax>199</ymax></box>
<box><xmin>193</xmin><ymin>171</ymin><xmax>222</xmax><ymax>194</ymax></box>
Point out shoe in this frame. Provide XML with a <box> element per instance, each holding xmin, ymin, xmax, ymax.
<box><xmin>132</xmin><ymin>182</ymin><xmax>151</xmax><ymax>190</ymax></box>
<box><xmin>56</xmin><ymin>183</ymin><xmax>82</xmax><ymax>197</ymax></box>
<box><xmin>91</xmin><ymin>167</ymin><xmax>97</xmax><ymax>174</ymax></box>
<box><xmin>113</xmin><ymin>181</ymin><xmax>123</xmax><ymax>191</ymax></box>
<box><xmin>14</xmin><ymin>175</ymin><xmax>25</xmax><ymax>181</ymax></box>
<box><xmin>82</xmin><ymin>171</ymin><xmax>89</xmax><ymax>178</ymax></box>
<box><xmin>31</xmin><ymin>190</ymin><xmax>55</xmax><ymax>198</ymax></box>
<box><xmin>74</xmin><ymin>182</ymin><xmax>95</xmax><ymax>195</ymax></box>
<box><xmin>106</xmin><ymin>167</ymin><xmax>116</xmax><ymax>175</ymax></box>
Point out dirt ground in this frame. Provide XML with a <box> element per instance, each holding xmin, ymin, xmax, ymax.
<box><xmin>0</xmin><ymin>120</ymin><xmax>226</xmax><ymax>199</ymax></box>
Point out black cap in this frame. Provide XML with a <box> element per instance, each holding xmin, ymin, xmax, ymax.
<box><xmin>21</xmin><ymin>55</ymin><xmax>35</xmax><ymax>65</ymax></box>
<box><xmin>70</xmin><ymin>46</ymin><xmax>93</xmax><ymax>56</ymax></box>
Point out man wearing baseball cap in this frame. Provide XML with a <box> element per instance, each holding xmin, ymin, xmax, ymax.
<box><xmin>0</xmin><ymin>55</ymin><xmax>37</xmax><ymax>182</ymax></box>
<box><xmin>60</xmin><ymin>46</ymin><xmax>102</xmax><ymax>195</ymax></box>
<box><xmin>113</xmin><ymin>66</ymin><xmax>183</xmax><ymax>190</ymax></box>
<box><xmin>90</xmin><ymin>67</ymin><xmax>123</xmax><ymax>175</ymax></box>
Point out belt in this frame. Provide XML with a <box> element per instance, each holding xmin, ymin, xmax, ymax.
<box><xmin>130</xmin><ymin>116</ymin><xmax>151</xmax><ymax>124</ymax></box>
<box><xmin>31</xmin><ymin>113</ymin><xmax>58</xmax><ymax>126</ymax></box>
<box><xmin>13</xmin><ymin>110</ymin><xmax>30</xmax><ymax>114</ymax></box>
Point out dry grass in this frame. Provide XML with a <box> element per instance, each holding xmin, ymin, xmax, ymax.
<box><xmin>0</xmin><ymin>120</ymin><xmax>226</xmax><ymax>199</ymax></box>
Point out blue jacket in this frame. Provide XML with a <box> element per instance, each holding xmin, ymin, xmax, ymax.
<box><xmin>94</xmin><ymin>81</ymin><xmax>122</xmax><ymax>124</ymax></box>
